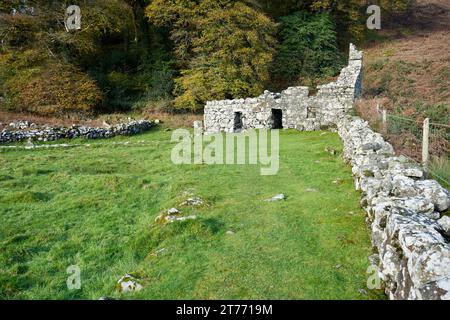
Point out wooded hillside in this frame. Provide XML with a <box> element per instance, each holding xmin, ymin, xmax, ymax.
<box><xmin>0</xmin><ymin>0</ymin><xmax>413</xmax><ymax>116</ymax></box>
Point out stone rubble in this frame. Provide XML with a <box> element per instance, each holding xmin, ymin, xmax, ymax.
<box><xmin>193</xmin><ymin>121</ymin><xmax>204</xmax><ymax>136</ymax></box>
<box><xmin>0</xmin><ymin>120</ymin><xmax>156</xmax><ymax>144</ymax></box>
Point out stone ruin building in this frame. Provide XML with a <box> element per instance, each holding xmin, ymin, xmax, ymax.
<box><xmin>204</xmin><ymin>43</ymin><xmax>363</xmax><ymax>133</ymax></box>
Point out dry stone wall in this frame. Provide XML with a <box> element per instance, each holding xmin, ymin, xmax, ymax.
<box><xmin>0</xmin><ymin>120</ymin><xmax>155</xmax><ymax>144</ymax></box>
<box><xmin>204</xmin><ymin>44</ymin><xmax>363</xmax><ymax>133</ymax></box>
<box><xmin>336</xmin><ymin>115</ymin><xmax>450</xmax><ymax>300</ymax></box>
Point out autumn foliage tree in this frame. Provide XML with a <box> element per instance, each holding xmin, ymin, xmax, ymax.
<box><xmin>146</xmin><ymin>0</ymin><xmax>276</xmax><ymax>110</ymax></box>
<box><xmin>0</xmin><ymin>0</ymin><xmax>135</xmax><ymax>115</ymax></box>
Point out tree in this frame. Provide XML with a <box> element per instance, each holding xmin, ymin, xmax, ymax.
<box><xmin>146</xmin><ymin>0</ymin><xmax>276</xmax><ymax>110</ymax></box>
<box><xmin>0</xmin><ymin>1</ymin><xmax>134</xmax><ymax>114</ymax></box>
<box><xmin>0</xmin><ymin>0</ymin><xmax>175</xmax><ymax>115</ymax></box>
<box><xmin>272</xmin><ymin>11</ymin><xmax>344</xmax><ymax>88</ymax></box>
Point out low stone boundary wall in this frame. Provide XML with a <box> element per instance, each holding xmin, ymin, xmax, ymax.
<box><xmin>0</xmin><ymin>120</ymin><xmax>156</xmax><ymax>144</ymax></box>
<box><xmin>336</xmin><ymin>115</ymin><xmax>450</xmax><ymax>300</ymax></box>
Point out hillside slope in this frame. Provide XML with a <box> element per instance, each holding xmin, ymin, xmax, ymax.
<box><xmin>358</xmin><ymin>0</ymin><xmax>449</xmax><ymax>184</ymax></box>
<box><xmin>362</xmin><ymin>0</ymin><xmax>449</xmax><ymax>114</ymax></box>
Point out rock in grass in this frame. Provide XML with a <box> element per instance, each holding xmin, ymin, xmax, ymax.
<box><xmin>116</xmin><ymin>274</ymin><xmax>143</xmax><ymax>293</ymax></box>
<box><xmin>265</xmin><ymin>194</ymin><xmax>285</xmax><ymax>202</ymax></box>
<box><xmin>155</xmin><ymin>208</ymin><xmax>197</xmax><ymax>224</ymax></box>
<box><xmin>167</xmin><ymin>208</ymin><xmax>180</xmax><ymax>215</ymax></box>
<box><xmin>154</xmin><ymin>208</ymin><xmax>180</xmax><ymax>224</ymax></box>
<box><xmin>166</xmin><ymin>215</ymin><xmax>197</xmax><ymax>223</ymax></box>
<box><xmin>150</xmin><ymin>248</ymin><xmax>167</xmax><ymax>258</ymax></box>
<box><xmin>181</xmin><ymin>197</ymin><xmax>204</xmax><ymax>206</ymax></box>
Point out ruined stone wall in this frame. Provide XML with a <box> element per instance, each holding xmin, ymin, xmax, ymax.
<box><xmin>204</xmin><ymin>44</ymin><xmax>363</xmax><ymax>133</ymax></box>
<box><xmin>337</xmin><ymin>115</ymin><xmax>450</xmax><ymax>300</ymax></box>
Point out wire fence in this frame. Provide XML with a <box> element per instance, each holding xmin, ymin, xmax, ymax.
<box><xmin>376</xmin><ymin>108</ymin><xmax>450</xmax><ymax>188</ymax></box>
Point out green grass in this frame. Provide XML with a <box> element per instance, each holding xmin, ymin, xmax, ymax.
<box><xmin>0</xmin><ymin>129</ymin><xmax>385</xmax><ymax>300</ymax></box>
<box><xmin>429</xmin><ymin>156</ymin><xmax>450</xmax><ymax>190</ymax></box>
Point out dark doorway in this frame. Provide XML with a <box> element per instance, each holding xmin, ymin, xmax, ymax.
<box><xmin>272</xmin><ymin>109</ymin><xmax>283</xmax><ymax>129</ymax></box>
<box><xmin>234</xmin><ymin>112</ymin><xmax>243</xmax><ymax>132</ymax></box>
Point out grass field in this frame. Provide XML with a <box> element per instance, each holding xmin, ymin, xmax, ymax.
<box><xmin>0</xmin><ymin>128</ymin><xmax>385</xmax><ymax>300</ymax></box>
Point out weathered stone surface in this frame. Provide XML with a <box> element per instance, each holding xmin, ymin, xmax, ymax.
<box><xmin>155</xmin><ymin>211</ymin><xmax>197</xmax><ymax>224</ymax></box>
<box><xmin>439</xmin><ymin>216</ymin><xmax>450</xmax><ymax>233</ymax></box>
<box><xmin>362</xmin><ymin>142</ymin><xmax>383</xmax><ymax>152</ymax></box>
<box><xmin>391</xmin><ymin>175</ymin><xmax>417</xmax><ymax>197</ymax></box>
<box><xmin>415</xmin><ymin>180</ymin><xmax>450</xmax><ymax>212</ymax></box>
<box><xmin>381</xmin><ymin>211</ymin><xmax>450</xmax><ymax>299</ymax></box>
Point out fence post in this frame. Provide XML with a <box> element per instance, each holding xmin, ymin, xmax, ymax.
<box><xmin>382</xmin><ymin>110</ymin><xmax>387</xmax><ymax>132</ymax></box>
<box><xmin>422</xmin><ymin>118</ymin><xmax>430</xmax><ymax>171</ymax></box>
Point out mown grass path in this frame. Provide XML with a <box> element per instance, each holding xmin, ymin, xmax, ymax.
<box><xmin>0</xmin><ymin>129</ymin><xmax>385</xmax><ymax>300</ymax></box>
